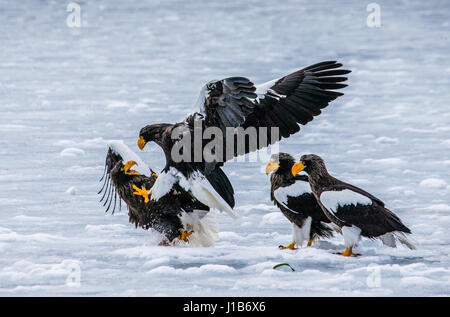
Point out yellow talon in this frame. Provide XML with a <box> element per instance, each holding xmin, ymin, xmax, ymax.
<box><xmin>133</xmin><ymin>185</ymin><xmax>150</xmax><ymax>203</ymax></box>
<box><xmin>178</xmin><ymin>229</ymin><xmax>193</xmax><ymax>242</ymax></box>
<box><xmin>279</xmin><ymin>242</ymin><xmax>298</xmax><ymax>250</ymax></box>
<box><xmin>307</xmin><ymin>240</ymin><xmax>313</xmax><ymax>247</ymax></box>
<box><xmin>339</xmin><ymin>247</ymin><xmax>360</xmax><ymax>257</ymax></box>
<box><xmin>152</xmin><ymin>173</ymin><xmax>158</xmax><ymax>179</ymax></box>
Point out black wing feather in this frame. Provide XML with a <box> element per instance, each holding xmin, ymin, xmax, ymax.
<box><xmin>198</xmin><ymin>61</ymin><xmax>350</xmax><ymax>161</ymax></box>
<box><xmin>205</xmin><ymin>167</ymin><xmax>235</xmax><ymax>208</ymax></box>
<box><xmin>322</xmin><ymin>183</ymin><xmax>411</xmax><ymax>238</ymax></box>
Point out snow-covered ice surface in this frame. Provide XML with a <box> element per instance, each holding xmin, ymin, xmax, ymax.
<box><xmin>1</xmin><ymin>0</ymin><xmax>449</xmax><ymax>296</ymax></box>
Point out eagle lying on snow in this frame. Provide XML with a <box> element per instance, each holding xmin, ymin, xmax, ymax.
<box><xmin>136</xmin><ymin>61</ymin><xmax>350</xmax><ymax>233</ymax></box>
<box><xmin>291</xmin><ymin>154</ymin><xmax>415</xmax><ymax>256</ymax></box>
<box><xmin>98</xmin><ymin>141</ymin><xmax>219</xmax><ymax>246</ymax></box>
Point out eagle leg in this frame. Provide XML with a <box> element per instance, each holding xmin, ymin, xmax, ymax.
<box><xmin>178</xmin><ymin>229</ymin><xmax>194</xmax><ymax>243</ymax></box>
<box><xmin>278</xmin><ymin>242</ymin><xmax>298</xmax><ymax>250</ymax></box>
<box><xmin>307</xmin><ymin>240</ymin><xmax>313</xmax><ymax>247</ymax></box>
<box><xmin>338</xmin><ymin>247</ymin><xmax>360</xmax><ymax>257</ymax></box>
<box><xmin>132</xmin><ymin>185</ymin><xmax>150</xmax><ymax>203</ymax></box>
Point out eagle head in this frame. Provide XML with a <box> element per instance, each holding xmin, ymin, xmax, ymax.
<box><xmin>292</xmin><ymin>154</ymin><xmax>327</xmax><ymax>176</ymax></box>
<box><xmin>265</xmin><ymin>152</ymin><xmax>296</xmax><ymax>175</ymax></box>
<box><xmin>138</xmin><ymin>123</ymin><xmax>172</xmax><ymax>150</ymax></box>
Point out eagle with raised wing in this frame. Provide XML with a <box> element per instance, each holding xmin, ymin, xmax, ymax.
<box><xmin>98</xmin><ymin>140</ymin><xmax>219</xmax><ymax>246</ymax></box>
<box><xmin>136</xmin><ymin>61</ymin><xmax>351</xmax><ymax>218</ymax></box>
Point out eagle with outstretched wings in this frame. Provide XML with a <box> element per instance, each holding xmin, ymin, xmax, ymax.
<box><xmin>98</xmin><ymin>140</ymin><xmax>219</xmax><ymax>246</ymax></box>
<box><xmin>136</xmin><ymin>61</ymin><xmax>350</xmax><ymax>218</ymax></box>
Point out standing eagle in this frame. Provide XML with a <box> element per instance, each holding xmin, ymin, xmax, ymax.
<box><xmin>265</xmin><ymin>153</ymin><xmax>335</xmax><ymax>250</ymax></box>
<box><xmin>98</xmin><ymin>140</ymin><xmax>219</xmax><ymax>246</ymax></box>
<box><xmin>292</xmin><ymin>154</ymin><xmax>415</xmax><ymax>256</ymax></box>
<box><xmin>137</xmin><ymin>61</ymin><xmax>351</xmax><ymax>217</ymax></box>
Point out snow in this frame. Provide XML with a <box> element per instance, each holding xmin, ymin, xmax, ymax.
<box><xmin>65</xmin><ymin>186</ymin><xmax>77</xmax><ymax>195</ymax></box>
<box><xmin>375</xmin><ymin>136</ymin><xmax>399</xmax><ymax>145</ymax></box>
<box><xmin>60</xmin><ymin>147</ymin><xmax>85</xmax><ymax>157</ymax></box>
<box><xmin>1</xmin><ymin>0</ymin><xmax>449</xmax><ymax>296</ymax></box>
<box><xmin>419</xmin><ymin>178</ymin><xmax>448</xmax><ymax>189</ymax></box>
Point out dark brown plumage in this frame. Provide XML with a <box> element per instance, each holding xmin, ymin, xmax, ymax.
<box><xmin>137</xmin><ymin>61</ymin><xmax>350</xmax><ymax>215</ymax></box>
<box><xmin>266</xmin><ymin>153</ymin><xmax>334</xmax><ymax>249</ymax></box>
<box><xmin>99</xmin><ymin>145</ymin><xmax>210</xmax><ymax>245</ymax></box>
<box><xmin>292</xmin><ymin>154</ymin><xmax>415</xmax><ymax>256</ymax></box>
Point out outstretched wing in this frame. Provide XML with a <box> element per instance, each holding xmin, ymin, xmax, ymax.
<box><xmin>192</xmin><ymin>61</ymin><xmax>350</xmax><ymax>159</ymax></box>
<box><xmin>247</xmin><ymin>61</ymin><xmax>349</xmax><ymax>137</ymax></box>
<box><xmin>193</xmin><ymin>78</ymin><xmax>257</xmax><ymax>131</ymax></box>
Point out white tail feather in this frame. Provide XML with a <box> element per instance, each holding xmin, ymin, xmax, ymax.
<box><xmin>178</xmin><ymin>210</ymin><xmax>219</xmax><ymax>247</ymax></box>
<box><xmin>380</xmin><ymin>231</ymin><xmax>416</xmax><ymax>250</ymax></box>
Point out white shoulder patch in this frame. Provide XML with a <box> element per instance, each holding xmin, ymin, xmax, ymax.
<box><xmin>107</xmin><ymin>140</ymin><xmax>151</xmax><ymax>176</ymax></box>
<box><xmin>150</xmin><ymin>169</ymin><xmax>177</xmax><ymax>201</ymax></box>
<box><xmin>254</xmin><ymin>77</ymin><xmax>284</xmax><ymax>102</ymax></box>
<box><xmin>320</xmin><ymin>189</ymin><xmax>372</xmax><ymax>214</ymax></box>
<box><xmin>150</xmin><ymin>167</ymin><xmax>238</xmax><ymax>220</ymax></box>
<box><xmin>178</xmin><ymin>170</ymin><xmax>238</xmax><ymax>219</ymax></box>
<box><xmin>274</xmin><ymin>181</ymin><xmax>311</xmax><ymax>205</ymax></box>
<box><xmin>255</xmin><ymin>77</ymin><xmax>279</xmax><ymax>96</ymax></box>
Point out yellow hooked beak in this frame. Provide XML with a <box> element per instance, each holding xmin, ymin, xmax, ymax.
<box><xmin>123</xmin><ymin>160</ymin><xmax>140</xmax><ymax>175</ymax></box>
<box><xmin>265</xmin><ymin>161</ymin><xmax>280</xmax><ymax>175</ymax></box>
<box><xmin>291</xmin><ymin>162</ymin><xmax>305</xmax><ymax>176</ymax></box>
<box><xmin>137</xmin><ymin>136</ymin><xmax>146</xmax><ymax>150</ymax></box>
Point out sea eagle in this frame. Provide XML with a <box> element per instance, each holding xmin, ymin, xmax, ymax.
<box><xmin>98</xmin><ymin>140</ymin><xmax>219</xmax><ymax>246</ymax></box>
<box><xmin>265</xmin><ymin>153</ymin><xmax>335</xmax><ymax>250</ymax></box>
<box><xmin>292</xmin><ymin>154</ymin><xmax>415</xmax><ymax>256</ymax></box>
<box><xmin>137</xmin><ymin>61</ymin><xmax>350</xmax><ymax>221</ymax></box>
